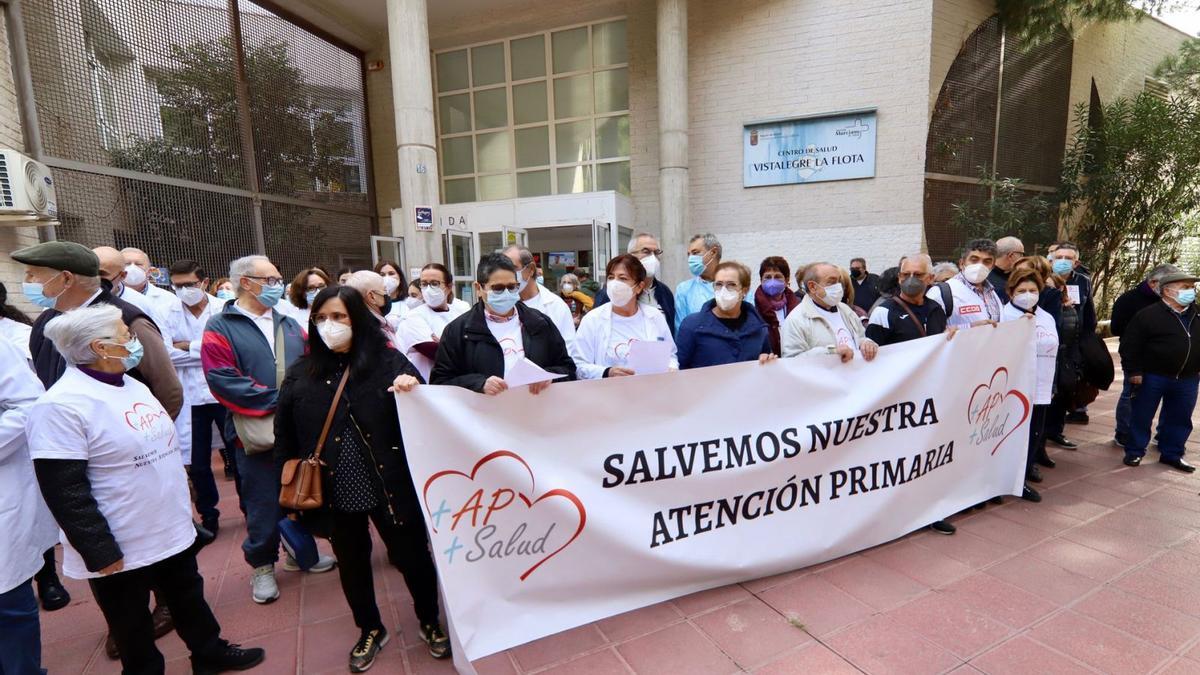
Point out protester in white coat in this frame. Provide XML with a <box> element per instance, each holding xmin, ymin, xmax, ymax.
<box><xmin>575</xmin><ymin>254</ymin><xmax>677</xmax><ymax>379</ymax></box>
<box><xmin>0</xmin><ymin>337</ymin><xmax>56</xmax><ymax>674</ymax></box>
<box><xmin>397</xmin><ymin>263</ymin><xmax>471</xmax><ymax>381</ymax></box>
<box><xmin>782</xmin><ymin>262</ymin><xmax>879</xmax><ymax>362</ymax></box>
<box><xmin>503</xmin><ymin>245</ymin><xmax>580</xmax><ymax>360</ymax></box>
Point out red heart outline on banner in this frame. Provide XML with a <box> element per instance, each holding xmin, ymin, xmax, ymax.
<box><xmin>967</xmin><ymin>367</ymin><xmax>1031</xmax><ymax>455</ymax></box>
<box><xmin>422</xmin><ymin>450</ymin><xmax>587</xmax><ymax>581</ymax></box>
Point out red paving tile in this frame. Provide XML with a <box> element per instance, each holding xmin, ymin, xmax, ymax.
<box><xmin>33</xmin><ymin>386</ymin><xmax>1200</xmax><ymax>673</ymax></box>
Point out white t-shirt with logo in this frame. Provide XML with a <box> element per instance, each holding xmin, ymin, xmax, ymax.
<box><xmin>1001</xmin><ymin>303</ymin><xmax>1059</xmax><ymax>405</ymax></box>
<box><xmin>607</xmin><ymin>312</ymin><xmax>646</xmax><ymax>367</ymax></box>
<box><xmin>26</xmin><ymin>367</ymin><xmax>195</xmax><ymax>579</ymax></box>
<box><xmin>487</xmin><ymin>318</ymin><xmax>525</xmax><ymax>373</ymax></box>
<box><xmin>822</xmin><ymin>307</ymin><xmax>858</xmax><ymax>349</ymax></box>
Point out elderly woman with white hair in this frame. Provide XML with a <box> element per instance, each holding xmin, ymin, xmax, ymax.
<box><xmin>27</xmin><ymin>304</ymin><xmax>264</xmax><ymax>674</ymax></box>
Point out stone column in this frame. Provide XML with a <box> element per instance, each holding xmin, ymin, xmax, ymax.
<box><xmin>657</xmin><ymin>0</ymin><xmax>688</xmax><ymax>286</ymax></box>
<box><xmin>387</xmin><ymin>0</ymin><xmax>442</xmax><ymax>265</ymax></box>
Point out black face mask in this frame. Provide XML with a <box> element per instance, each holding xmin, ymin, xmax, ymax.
<box><xmin>851</xmin><ymin>269</ymin><xmax>864</xmax><ymax>279</ymax></box>
<box><xmin>379</xmin><ymin>293</ymin><xmax>393</xmax><ymax>317</ymax></box>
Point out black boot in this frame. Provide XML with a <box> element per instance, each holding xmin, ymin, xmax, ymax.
<box><xmin>35</xmin><ymin>549</ymin><xmax>70</xmax><ymax>612</ymax></box>
<box><xmin>1035</xmin><ymin>446</ymin><xmax>1056</xmax><ymax>468</ymax></box>
<box><xmin>1027</xmin><ymin>466</ymin><xmax>1043</xmax><ymax>483</ymax></box>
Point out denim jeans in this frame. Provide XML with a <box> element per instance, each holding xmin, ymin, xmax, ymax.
<box><xmin>0</xmin><ymin>578</ymin><xmax>44</xmax><ymax>675</ymax></box>
<box><xmin>189</xmin><ymin>403</ymin><xmax>227</xmax><ymax>522</ymax></box>
<box><xmin>234</xmin><ymin>446</ymin><xmax>283</xmax><ymax>568</ymax></box>
<box><xmin>1126</xmin><ymin>373</ymin><xmax>1199</xmax><ymax>462</ymax></box>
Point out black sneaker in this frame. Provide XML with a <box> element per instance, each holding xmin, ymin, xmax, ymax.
<box><xmin>1021</xmin><ymin>486</ymin><xmax>1042</xmax><ymax>502</ymax></box>
<box><xmin>191</xmin><ymin>641</ymin><xmax>265</xmax><ymax>674</ymax></box>
<box><xmin>349</xmin><ymin>628</ymin><xmax>389</xmax><ymax>673</ymax></box>
<box><xmin>36</xmin><ymin>574</ymin><xmax>70</xmax><ymax>612</ymax></box>
<box><xmin>419</xmin><ymin>623</ymin><xmax>451</xmax><ymax>660</ymax></box>
<box><xmin>930</xmin><ymin>520</ymin><xmax>956</xmax><ymax>535</ymax></box>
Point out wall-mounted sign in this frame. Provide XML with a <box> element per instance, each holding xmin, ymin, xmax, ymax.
<box><xmin>415</xmin><ymin>206</ymin><xmax>433</xmax><ymax>231</ymax></box>
<box><xmin>743</xmin><ymin>110</ymin><xmax>877</xmax><ymax>187</ymax></box>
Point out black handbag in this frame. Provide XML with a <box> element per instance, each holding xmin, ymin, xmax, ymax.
<box><xmin>1079</xmin><ymin>332</ymin><xmax>1115</xmax><ymax>390</ymax></box>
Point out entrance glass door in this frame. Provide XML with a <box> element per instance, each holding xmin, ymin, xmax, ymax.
<box><xmin>444</xmin><ymin>229</ymin><xmax>475</xmax><ymax>303</ymax></box>
<box><xmin>370</xmin><ymin>235</ymin><xmax>406</xmax><ymax>270</ymax></box>
<box><xmin>592</xmin><ymin>220</ymin><xmax>611</xmax><ymax>282</ymax></box>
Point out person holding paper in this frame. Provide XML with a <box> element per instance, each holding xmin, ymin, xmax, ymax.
<box><xmin>575</xmin><ymin>254</ymin><xmax>676</xmax><ymax>378</ymax></box>
<box><xmin>431</xmin><ymin>254</ymin><xmax>576</xmax><ymax>395</ymax></box>
<box><xmin>781</xmin><ymin>263</ymin><xmax>879</xmax><ymax>362</ymax></box>
<box><xmin>396</xmin><ymin>264</ymin><xmax>471</xmax><ymax>381</ymax></box>
<box><xmin>677</xmin><ymin>261</ymin><xmax>774</xmax><ymax>370</ymax></box>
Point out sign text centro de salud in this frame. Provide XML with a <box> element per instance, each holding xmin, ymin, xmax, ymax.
<box><xmin>743</xmin><ymin>110</ymin><xmax>877</xmax><ymax>187</ymax></box>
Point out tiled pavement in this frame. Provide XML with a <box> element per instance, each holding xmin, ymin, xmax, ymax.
<box><xmin>41</xmin><ymin>370</ymin><xmax>1200</xmax><ymax>674</ymax></box>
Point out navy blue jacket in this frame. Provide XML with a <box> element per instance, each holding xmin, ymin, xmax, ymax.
<box><xmin>676</xmin><ymin>300</ymin><xmax>771</xmax><ymax>369</ymax></box>
<box><xmin>594</xmin><ymin>281</ymin><xmax>677</xmax><ymax>336</ymax></box>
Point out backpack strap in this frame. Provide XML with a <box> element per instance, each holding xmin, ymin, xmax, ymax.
<box><xmin>937</xmin><ymin>282</ymin><xmax>954</xmax><ymax>316</ymax></box>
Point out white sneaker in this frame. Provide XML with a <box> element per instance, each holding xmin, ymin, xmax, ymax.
<box><xmin>283</xmin><ymin>553</ymin><xmax>337</xmax><ymax>573</ymax></box>
<box><xmin>251</xmin><ymin>565</ymin><xmax>279</xmax><ymax>604</ymax></box>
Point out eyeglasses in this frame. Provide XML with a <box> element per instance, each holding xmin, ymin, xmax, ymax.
<box><xmin>486</xmin><ymin>283</ymin><xmax>520</xmax><ymax>293</ymax></box>
<box><xmin>418</xmin><ymin>280</ymin><xmax>444</xmax><ymax>289</ymax></box>
<box><xmin>634</xmin><ymin>248</ymin><xmax>664</xmax><ymax>258</ymax></box>
<box><xmin>245</xmin><ymin>275</ymin><xmax>284</xmax><ymax>287</ymax></box>
<box><xmin>172</xmin><ymin>281</ymin><xmax>202</xmax><ymax>290</ymax></box>
<box><xmin>305</xmin><ymin>284</ymin><xmax>327</xmax><ymax>292</ymax></box>
<box><xmin>713</xmin><ymin>282</ymin><xmax>742</xmax><ymax>292</ymax></box>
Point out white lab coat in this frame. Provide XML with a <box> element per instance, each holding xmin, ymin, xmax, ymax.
<box><xmin>0</xmin><ymin>338</ymin><xmax>57</xmax><ymax>594</ymax></box>
<box><xmin>0</xmin><ymin>317</ymin><xmax>32</xmax><ymax>359</ymax></box>
<box><xmin>396</xmin><ymin>301</ymin><xmax>471</xmax><ymax>381</ymax></box>
<box><xmin>522</xmin><ymin>284</ymin><xmax>581</xmax><ymax>362</ymax></box>
<box><xmin>163</xmin><ymin>295</ymin><xmax>223</xmax><ymax>464</ymax></box>
<box><xmin>574</xmin><ymin>303</ymin><xmax>677</xmax><ymax>379</ymax></box>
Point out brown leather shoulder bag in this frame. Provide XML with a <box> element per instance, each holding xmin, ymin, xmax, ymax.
<box><xmin>279</xmin><ymin>369</ymin><xmax>350</xmax><ymax>511</ymax></box>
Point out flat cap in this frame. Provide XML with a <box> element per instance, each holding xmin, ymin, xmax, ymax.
<box><xmin>1160</xmin><ymin>271</ymin><xmax>1199</xmax><ymax>286</ymax></box>
<box><xmin>11</xmin><ymin>241</ymin><xmax>100</xmax><ymax>276</ymax></box>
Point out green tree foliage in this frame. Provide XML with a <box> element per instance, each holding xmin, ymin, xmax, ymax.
<box><xmin>1059</xmin><ymin>72</ymin><xmax>1200</xmax><ymax>312</ymax></box>
<box><xmin>951</xmin><ymin>170</ymin><xmax>1058</xmax><ymax>253</ymax></box>
<box><xmin>995</xmin><ymin>0</ymin><xmax>1180</xmax><ymax>45</ymax></box>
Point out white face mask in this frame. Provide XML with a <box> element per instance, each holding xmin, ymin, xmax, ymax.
<box><xmin>962</xmin><ymin>262</ymin><xmax>989</xmax><ymax>284</ymax></box>
<box><xmin>817</xmin><ymin>283</ymin><xmax>844</xmax><ymax>306</ymax></box>
<box><xmin>714</xmin><ymin>287</ymin><xmax>741</xmax><ymax>311</ymax></box>
<box><xmin>606</xmin><ymin>278</ymin><xmax>636</xmax><ymax>307</ymax></box>
<box><xmin>316</xmin><ymin>320</ymin><xmax>352</xmax><ymax>350</ymax></box>
<box><xmin>562</xmin><ymin>283</ymin><xmax>575</xmax><ymax>293</ymax></box>
<box><xmin>640</xmin><ymin>254</ymin><xmax>660</xmax><ymax>279</ymax></box>
<box><xmin>404</xmin><ymin>296</ymin><xmax>423</xmax><ymax>309</ymax></box>
<box><xmin>124</xmin><ymin>264</ymin><xmax>147</xmax><ymax>289</ymax></box>
<box><xmin>1012</xmin><ymin>291</ymin><xmax>1039</xmax><ymax>311</ymax></box>
<box><xmin>382</xmin><ymin>276</ymin><xmax>400</xmax><ymax>295</ymax></box>
<box><xmin>421</xmin><ymin>285</ymin><xmax>447</xmax><ymax>307</ymax></box>
<box><xmin>176</xmin><ymin>286</ymin><xmax>205</xmax><ymax>307</ymax></box>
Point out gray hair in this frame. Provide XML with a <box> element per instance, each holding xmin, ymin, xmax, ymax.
<box><xmin>1149</xmin><ymin>263</ymin><xmax>1180</xmax><ymax>285</ymax></box>
<box><xmin>44</xmin><ymin>303</ymin><xmax>123</xmax><ymax>366</ymax></box>
<box><xmin>996</xmin><ymin>236</ymin><xmax>1024</xmax><ymax>256</ymax></box>
<box><xmin>345</xmin><ymin>270</ymin><xmax>385</xmax><ymax>296</ymax></box>
<box><xmin>688</xmin><ymin>233</ymin><xmax>721</xmax><ymax>254</ymax></box>
<box><xmin>73</xmin><ymin>274</ymin><xmax>101</xmax><ymax>292</ymax></box>
<box><xmin>559</xmin><ymin>273</ymin><xmax>580</xmax><ymax>292</ymax></box>
<box><xmin>503</xmin><ymin>245</ymin><xmax>534</xmax><ymax>268</ymax></box>
<box><xmin>903</xmin><ymin>253</ymin><xmax>933</xmax><ymax>273</ymax></box>
<box><xmin>802</xmin><ymin>261</ymin><xmax>835</xmax><ymax>286</ymax></box>
<box><xmin>932</xmin><ymin>261</ymin><xmax>959</xmax><ymax>278</ymax></box>
<box><xmin>627</xmin><ymin>232</ymin><xmax>660</xmax><ymax>254</ymax></box>
<box><xmin>229</xmin><ymin>255</ymin><xmax>269</xmax><ymax>288</ymax></box>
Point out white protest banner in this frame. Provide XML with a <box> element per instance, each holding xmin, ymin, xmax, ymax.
<box><xmin>396</xmin><ymin>319</ymin><xmax>1036</xmax><ymax>661</ymax></box>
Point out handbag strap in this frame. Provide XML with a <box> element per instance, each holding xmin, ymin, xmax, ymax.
<box><xmin>274</xmin><ymin>320</ymin><xmax>286</xmax><ymax>387</ymax></box>
<box><xmin>312</xmin><ymin>369</ymin><xmax>351</xmax><ymax>462</ymax></box>
<box><xmin>891</xmin><ymin>296</ymin><xmax>927</xmax><ymax>337</ymax></box>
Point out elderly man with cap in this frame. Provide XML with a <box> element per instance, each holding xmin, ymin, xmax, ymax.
<box><xmin>94</xmin><ymin>246</ymin><xmax>171</xmax><ymax>332</ymax></box>
<box><xmin>121</xmin><ymin>246</ymin><xmax>178</xmax><ymax>321</ymax></box>
<box><xmin>1119</xmin><ymin>271</ymin><xmax>1200</xmax><ymax>473</ymax></box>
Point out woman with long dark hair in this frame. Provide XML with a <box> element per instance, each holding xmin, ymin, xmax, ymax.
<box><xmin>274</xmin><ymin>286</ymin><xmax>449</xmax><ymax>671</ymax></box>
<box><xmin>373</xmin><ymin>259</ymin><xmax>408</xmax><ymax>329</ymax></box>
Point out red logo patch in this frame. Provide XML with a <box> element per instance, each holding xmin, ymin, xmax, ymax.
<box><xmin>967</xmin><ymin>367</ymin><xmax>1031</xmax><ymax>455</ymax></box>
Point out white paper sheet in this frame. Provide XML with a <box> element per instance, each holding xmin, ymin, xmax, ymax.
<box><xmin>1067</xmin><ymin>285</ymin><xmax>1081</xmax><ymax>305</ymax></box>
<box><xmin>627</xmin><ymin>339</ymin><xmax>672</xmax><ymax>375</ymax></box>
<box><xmin>504</xmin><ymin>357</ymin><xmax>568</xmax><ymax>387</ymax></box>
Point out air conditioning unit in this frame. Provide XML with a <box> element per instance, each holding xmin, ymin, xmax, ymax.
<box><xmin>0</xmin><ymin>149</ymin><xmax>58</xmax><ymax>225</ymax></box>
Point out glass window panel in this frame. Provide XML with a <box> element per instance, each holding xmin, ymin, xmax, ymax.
<box><xmin>479</xmin><ymin>231</ymin><xmax>504</xmax><ymax>254</ymax></box>
<box><xmin>436</xmin><ymin>50</ymin><xmax>469</xmax><ymax>92</ymax></box>
<box><xmin>552</xmin><ymin>27</ymin><xmax>589</xmax><ymax>73</ymax></box>
<box><xmin>510</xmin><ymin>35</ymin><xmax>546</xmax><ymax>80</ymax></box>
<box><xmin>555</xmin><ymin>120</ymin><xmax>593</xmax><ymax>164</ymax></box>
<box><xmin>596</xmin><ymin>161</ymin><xmax>631</xmax><ymax>194</ymax></box>
<box><xmin>594</xmin><ymin>68</ymin><xmax>629</xmax><ymax>113</ymax></box>
<box><xmin>556</xmin><ymin>165</ymin><xmax>593</xmax><ymax>194</ymax></box>
<box><xmin>471</xmin><ymin>43</ymin><xmax>506</xmax><ymax>86</ymax></box>
<box><xmin>441</xmin><ymin>136</ymin><xmax>474</xmax><ymax>176</ymax></box>
<box><xmin>477</xmin><ymin>131</ymin><xmax>512</xmax><ymax>173</ymax></box>
<box><xmin>513</xmin><ymin>81</ymin><xmax>548</xmax><ymax>124</ymax></box>
<box><xmin>444</xmin><ymin>177</ymin><xmax>476</xmax><ymax>203</ymax></box>
<box><xmin>473</xmin><ymin>88</ymin><xmax>508</xmax><ymax>130</ymax></box>
<box><xmin>478</xmin><ymin>174</ymin><xmax>514</xmax><ymax>201</ymax></box>
<box><xmin>517</xmin><ymin>170</ymin><xmax>552</xmax><ymax>197</ymax></box>
<box><xmin>593</xmin><ymin>20</ymin><xmax>627</xmax><ymax>66</ymax></box>
<box><xmin>515</xmin><ymin>126</ymin><xmax>550</xmax><ymax>168</ymax></box>
<box><xmin>596</xmin><ymin>115</ymin><xmax>630</xmax><ymax>159</ymax></box>
<box><xmin>438</xmin><ymin>93</ymin><xmax>472</xmax><ymax>134</ymax></box>
<box><xmin>553</xmin><ymin>74</ymin><xmax>592</xmax><ymax>119</ymax></box>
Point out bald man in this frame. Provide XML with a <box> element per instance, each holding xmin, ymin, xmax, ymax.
<box><xmin>121</xmin><ymin>246</ymin><xmax>178</xmax><ymax>320</ymax></box>
<box><xmin>95</xmin><ymin>247</ymin><xmax>171</xmax><ymax>331</ymax></box>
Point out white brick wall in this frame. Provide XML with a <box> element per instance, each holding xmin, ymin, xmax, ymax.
<box><xmin>0</xmin><ymin>11</ymin><xmax>41</xmax><ymax>316</ymax></box>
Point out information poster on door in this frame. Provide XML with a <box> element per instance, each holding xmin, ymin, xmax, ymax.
<box><xmin>743</xmin><ymin>110</ymin><xmax>877</xmax><ymax>187</ymax></box>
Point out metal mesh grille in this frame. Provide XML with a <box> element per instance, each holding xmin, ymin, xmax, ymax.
<box><xmin>21</xmin><ymin>0</ymin><xmax>373</xmax><ymax>280</ymax></box>
<box><xmin>924</xmin><ymin>179</ymin><xmax>989</xmax><ymax>260</ymax></box>
<box><xmin>926</xmin><ymin>17</ymin><xmax>1000</xmax><ymax>179</ymax></box>
<box><xmin>995</xmin><ymin>29</ymin><xmax>1073</xmax><ymax>186</ymax></box>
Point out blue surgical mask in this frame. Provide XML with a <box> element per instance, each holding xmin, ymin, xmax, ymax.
<box><xmin>688</xmin><ymin>254</ymin><xmax>706</xmax><ymax>277</ymax></box>
<box><xmin>305</xmin><ymin>289</ymin><xmax>319</xmax><ymax>306</ymax></box>
<box><xmin>105</xmin><ymin>337</ymin><xmax>144</xmax><ymax>371</ymax></box>
<box><xmin>22</xmin><ymin>272</ymin><xmax>64</xmax><ymax>309</ymax></box>
<box><xmin>256</xmin><ymin>283</ymin><xmax>284</xmax><ymax>308</ymax></box>
<box><xmin>1176</xmin><ymin>289</ymin><xmax>1196</xmax><ymax>306</ymax></box>
<box><xmin>1052</xmin><ymin>259</ymin><xmax>1073</xmax><ymax>276</ymax></box>
<box><xmin>486</xmin><ymin>288</ymin><xmax>521</xmax><ymax>315</ymax></box>
<box><xmin>216</xmin><ymin>289</ymin><xmax>235</xmax><ymax>301</ymax></box>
